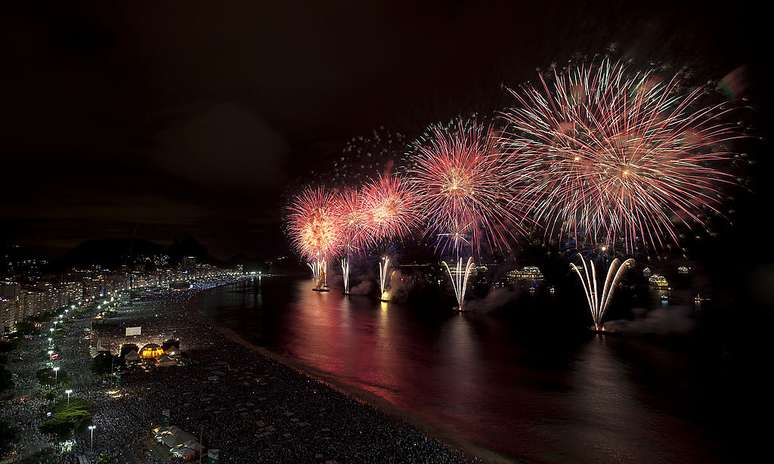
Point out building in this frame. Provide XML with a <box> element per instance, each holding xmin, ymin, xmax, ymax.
<box><xmin>506</xmin><ymin>266</ymin><xmax>544</xmax><ymax>284</ymax></box>
<box><xmin>648</xmin><ymin>274</ymin><xmax>670</xmax><ymax>289</ymax></box>
<box><xmin>3</xmin><ymin>262</ymin><xmax>242</xmax><ymax>334</ymax></box>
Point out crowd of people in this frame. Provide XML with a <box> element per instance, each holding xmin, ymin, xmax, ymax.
<box><xmin>2</xmin><ymin>279</ymin><xmax>479</xmax><ymax>463</ymax></box>
<box><xmin>0</xmin><ymin>335</ymin><xmax>53</xmax><ymax>459</ymax></box>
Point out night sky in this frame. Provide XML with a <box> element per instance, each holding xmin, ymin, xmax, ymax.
<box><xmin>1</xmin><ymin>1</ymin><xmax>770</xmax><ymax>263</ymax></box>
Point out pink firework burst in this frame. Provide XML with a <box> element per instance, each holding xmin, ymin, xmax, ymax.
<box><xmin>360</xmin><ymin>174</ymin><xmax>419</xmax><ymax>245</ymax></box>
<box><xmin>286</xmin><ymin>186</ymin><xmax>342</xmax><ymax>261</ymax></box>
<box><xmin>334</xmin><ymin>187</ymin><xmax>373</xmax><ymax>253</ymax></box>
<box><xmin>501</xmin><ymin>59</ymin><xmax>743</xmax><ymax>252</ymax></box>
<box><xmin>407</xmin><ymin>118</ymin><xmax>527</xmax><ymax>255</ymax></box>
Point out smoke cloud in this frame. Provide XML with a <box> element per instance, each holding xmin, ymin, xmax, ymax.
<box><xmin>605</xmin><ymin>306</ymin><xmax>696</xmax><ymax>335</ymax></box>
<box><xmin>463</xmin><ymin>287</ymin><xmax>520</xmax><ymax>312</ymax></box>
<box><xmin>387</xmin><ymin>270</ymin><xmax>419</xmax><ymax>303</ymax></box>
<box><xmin>348</xmin><ymin>279</ymin><xmax>374</xmax><ymax>296</ymax></box>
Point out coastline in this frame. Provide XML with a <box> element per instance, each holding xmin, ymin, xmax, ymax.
<box><xmin>211</xmin><ymin>322</ymin><xmax>518</xmax><ymax>464</ymax></box>
<box><xmin>89</xmin><ymin>283</ymin><xmax>488</xmax><ymax>463</ymax></box>
<box><xmin>2</xmin><ymin>279</ymin><xmax>513</xmax><ymax>463</ymax></box>
<box><xmin>199</xmin><ymin>286</ymin><xmax>521</xmax><ymax>464</ymax></box>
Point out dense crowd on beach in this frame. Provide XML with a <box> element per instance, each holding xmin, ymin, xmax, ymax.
<box><xmin>2</xmin><ymin>280</ymin><xmax>479</xmax><ymax>463</ymax></box>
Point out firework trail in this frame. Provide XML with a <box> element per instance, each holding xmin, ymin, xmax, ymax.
<box><xmin>307</xmin><ymin>262</ymin><xmax>319</xmax><ymax>282</ymax></box>
<box><xmin>307</xmin><ymin>259</ymin><xmax>329</xmax><ymax>289</ymax></box>
<box><xmin>501</xmin><ymin>58</ymin><xmax>742</xmax><ymax>252</ymax></box>
<box><xmin>378</xmin><ymin>256</ymin><xmax>392</xmax><ymax>301</ymax></box>
<box><xmin>286</xmin><ymin>186</ymin><xmax>341</xmax><ymax>289</ymax></box>
<box><xmin>340</xmin><ymin>257</ymin><xmax>350</xmax><ymax>294</ymax></box>
<box><xmin>570</xmin><ymin>255</ymin><xmax>634</xmax><ymax>331</ymax></box>
<box><xmin>407</xmin><ymin>118</ymin><xmax>527</xmax><ymax>310</ymax></box>
<box><xmin>442</xmin><ymin>257</ymin><xmax>476</xmax><ymax>310</ymax></box>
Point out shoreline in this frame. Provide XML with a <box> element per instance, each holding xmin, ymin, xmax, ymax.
<box><xmin>85</xmin><ymin>283</ymin><xmax>488</xmax><ymax>463</ymax></box>
<box><xmin>2</xmin><ymin>280</ymin><xmax>515</xmax><ymax>463</ymax></box>
<box><xmin>209</xmin><ymin>323</ymin><xmax>517</xmax><ymax>464</ymax></box>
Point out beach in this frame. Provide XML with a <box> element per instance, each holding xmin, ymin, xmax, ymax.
<box><xmin>2</xmin><ymin>281</ymin><xmax>483</xmax><ymax>463</ymax></box>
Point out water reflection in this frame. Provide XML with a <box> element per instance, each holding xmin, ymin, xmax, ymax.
<box><xmin>437</xmin><ymin>314</ymin><xmax>479</xmax><ymax>411</ymax></box>
<box><xmin>563</xmin><ymin>337</ymin><xmax>715</xmax><ymax>463</ymax></box>
<box><xmin>205</xmin><ymin>277</ymin><xmax>725</xmax><ymax>464</ymax></box>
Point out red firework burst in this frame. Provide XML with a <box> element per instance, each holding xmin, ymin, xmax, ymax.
<box><xmin>361</xmin><ymin>174</ymin><xmax>419</xmax><ymax>244</ymax></box>
<box><xmin>407</xmin><ymin>119</ymin><xmax>527</xmax><ymax>255</ymax></box>
<box><xmin>501</xmin><ymin>59</ymin><xmax>742</xmax><ymax>252</ymax></box>
<box><xmin>334</xmin><ymin>187</ymin><xmax>372</xmax><ymax>253</ymax></box>
<box><xmin>286</xmin><ymin>186</ymin><xmax>341</xmax><ymax>261</ymax></box>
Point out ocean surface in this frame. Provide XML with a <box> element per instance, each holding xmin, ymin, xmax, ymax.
<box><xmin>198</xmin><ymin>276</ymin><xmax>755</xmax><ymax>463</ymax></box>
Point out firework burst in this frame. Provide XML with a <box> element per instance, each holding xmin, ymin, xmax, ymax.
<box><xmin>286</xmin><ymin>186</ymin><xmax>341</xmax><ymax>287</ymax></box>
<box><xmin>361</xmin><ymin>173</ymin><xmax>419</xmax><ymax>245</ymax></box>
<box><xmin>407</xmin><ymin>118</ymin><xmax>527</xmax><ymax>255</ymax></box>
<box><xmin>359</xmin><ymin>174</ymin><xmax>418</xmax><ymax>302</ymax></box>
<box><xmin>334</xmin><ymin>187</ymin><xmax>369</xmax><ymax>294</ymax></box>
<box><xmin>501</xmin><ymin>58</ymin><xmax>742</xmax><ymax>252</ymax></box>
<box><xmin>335</xmin><ymin>187</ymin><xmax>371</xmax><ymax>252</ymax></box>
<box><xmin>407</xmin><ymin>118</ymin><xmax>526</xmax><ymax>310</ymax></box>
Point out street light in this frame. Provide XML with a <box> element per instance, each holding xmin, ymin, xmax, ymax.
<box><xmin>88</xmin><ymin>425</ymin><xmax>96</xmax><ymax>451</ymax></box>
<box><xmin>65</xmin><ymin>389</ymin><xmax>73</xmax><ymax>404</ymax></box>
<box><xmin>53</xmin><ymin>366</ymin><xmax>60</xmax><ymax>383</ymax></box>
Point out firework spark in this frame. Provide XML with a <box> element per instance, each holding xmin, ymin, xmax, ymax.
<box><xmin>378</xmin><ymin>256</ymin><xmax>392</xmax><ymax>301</ymax></box>
<box><xmin>407</xmin><ymin>119</ymin><xmax>526</xmax><ymax>255</ymax></box>
<box><xmin>361</xmin><ymin>174</ymin><xmax>419</xmax><ymax>245</ymax></box>
<box><xmin>308</xmin><ymin>259</ymin><xmax>329</xmax><ymax>290</ymax></box>
<box><xmin>407</xmin><ymin>118</ymin><xmax>526</xmax><ymax>310</ymax></box>
<box><xmin>332</xmin><ymin>188</ymin><xmax>370</xmax><ymax>294</ymax></box>
<box><xmin>323</xmin><ymin>128</ymin><xmax>408</xmax><ymax>186</ymax></box>
<box><xmin>570</xmin><ymin>256</ymin><xmax>635</xmax><ymax>331</ymax></box>
<box><xmin>361</xmin><ymin>174</ymin><xmax>417</xmax><ymax>301</ymax></box>
<box><xmin>335</xmin><ymin>188</ymin><xmax>371</xmax><ymax>252</ymax></box>
<box><xmin>501</xmin><ymin>58</ymin><xmax>742</xmax><ymax>252</ymax></box>
<box><xmin>340</xmin><ymin>257</ymin><xmax>351</xmax><ymax>294</ymax></box>
<box><xmin>286</xmin><ymin>186</ymin><xmax>341</xmax><ymax>288</ymax></box>
<box><xmin>442</xmin><ymin>257</ymin><xmax>476</xmax><ymax>311</ymax></box>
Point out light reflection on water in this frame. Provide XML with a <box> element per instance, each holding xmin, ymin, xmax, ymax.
<box><xmin>201</xmin><ymin>277</ymin><xmax>723</xmax><ymax>463</ymax></box>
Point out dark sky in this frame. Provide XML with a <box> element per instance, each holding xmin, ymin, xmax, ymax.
<box><xmin>1</xmin><ymin>1</ymin><xmax>770</xmax><ymax>261</ymax></box>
